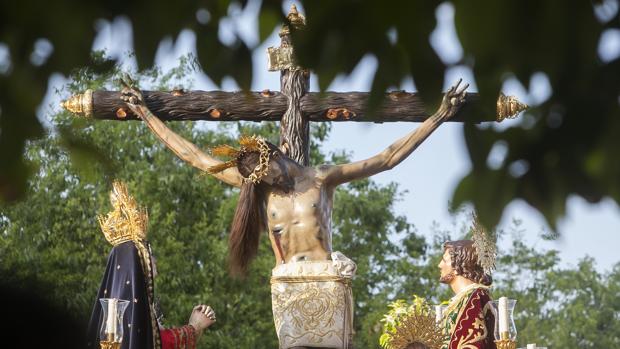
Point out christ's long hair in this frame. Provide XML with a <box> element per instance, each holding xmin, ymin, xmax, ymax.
<box><xmin>228</xmin><ymin>179</ymin><xmax>266</xmax><ymax>276</ymax></box>
<box><xmin>228</xmin><ymin>142</ymin><xmax>285</xmax><ymax>276</ymax></box>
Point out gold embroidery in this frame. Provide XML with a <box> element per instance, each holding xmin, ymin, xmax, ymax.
<box><xmin>271</xmin><ymin>261</ymin><xmax>354</xmax><ymax>348</ymax></box>
<box><xmin>445</xmin><ymin>287</ymin><xmax>475</xmax><ymax>343</ymax></box>
<box><xmin>442</xmin><ymin>287</ymin><xmax>490</xmax><ymax>349</ymax></box>
<box><xmin>444</xmin><ymin>284</ymin><xmax>489</xmax><ymax>322</ymax></box>
<box><xmin>455</xmin><ymin>313</ymin><xmax>487</xmax><ymax>349</ymax></box>
<box><xmin>454</xmin><ymin>293</ymin><xmax>488</xmax><ymax>349</ymax></box>
<box><xmin>134</xmin><ymin>241</ymin><xmax>161</xmax><ymax>349</ymax></box>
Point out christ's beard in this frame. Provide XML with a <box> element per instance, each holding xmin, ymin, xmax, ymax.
<box><xmin>440</xmin><ymin>271</ymin><xmax>456</xmax><ymax>284</ymax></box>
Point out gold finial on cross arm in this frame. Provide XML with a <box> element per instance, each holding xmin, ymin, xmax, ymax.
<box><xmin>496</xmin><ymin>93</ymin><xmax>528</xmax><ymax>122</ymax></box>
<box><xmin>61</xmin><ymin>89</ymin><xmax>93</xmax><ymax>118</ymax></box>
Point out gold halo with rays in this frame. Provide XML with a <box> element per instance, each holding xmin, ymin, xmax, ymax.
<box><xmin>98</xmin><ymin>181</ymin><xmax>148</xmax><ymax>246</ymax></box>
<box><xmin>470</xmin><ymin>212</ymin><xmax>497</xmax><ymax>275</ymax></box>
<box><xmin>383</xmin><ymin>311</ymin><xmax>444</xmax><ymax>349</ymax></box>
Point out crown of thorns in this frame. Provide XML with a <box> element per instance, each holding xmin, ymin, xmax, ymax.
<box><xmin>207</xmin><ymin>135</ymin><xmax>271</xmax><ymax>184</ymax></box>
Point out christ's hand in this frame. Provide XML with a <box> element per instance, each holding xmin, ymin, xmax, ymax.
<box><xmin>437</xmin><ymin>78</ymin><xmax>469</xmax><ymax>121</ymax></box>
<box><xmin>116</xmin><ymin>73</ymin><xmax>243</xmax><ymax>187</ymax></box>
<box><xmin>120</xmin><ymin>76</ymin><xmax>146</xmax><ymax>112</ymax></box>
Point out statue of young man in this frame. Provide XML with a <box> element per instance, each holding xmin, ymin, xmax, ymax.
<box><xmin>120</xmin><ymin>79</ymin><xmax>468</xmax><ymax>348</ymax></box>
<box><xmin>437</xmin><ymin>218</ymin><xmax>497</xmax><ymax>349</ymax></box>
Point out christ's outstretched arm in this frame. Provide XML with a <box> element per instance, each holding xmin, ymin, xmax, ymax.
<box><xmin>323</xmin><ymin>80</ymin><xmax>468</xmax><ymax>187</ymax></box>
<box><xmin>121</xmin><ymin>84</ymin><xmax>243</xmax><ymax>188</ymax></box>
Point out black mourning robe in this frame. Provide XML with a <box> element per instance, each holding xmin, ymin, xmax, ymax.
<box><xmin>87</xmin><ymin>241</ymin><xmax>161</xmax><ymax>349</ymax></box>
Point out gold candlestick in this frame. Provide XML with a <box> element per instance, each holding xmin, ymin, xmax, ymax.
<box><xmin>100</xmin><ymin>332</ymin><xmax>120</xmax><ymax>349</ymax></box>
<box><xmin>99</xmin><ymin>340</ymin><xmax>121</xmax><ymax>349</ymax></box>
<box><xmin>98</xmin><ymin>298</ymin><xmax>129</xmax><ymax>349</ymax></box>
<box><xmin>495</xmin><ymin>339</ymin><xmax>517</xmax><ymax>349</ymax></box>
<box><xmin>491</xmin><ymin>299</ymin><xmax>518</xmax><ymax>349</ymax></box>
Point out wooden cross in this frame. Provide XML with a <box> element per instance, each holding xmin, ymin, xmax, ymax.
<box><xmin>62</xmin><ymin>5</ymin><xmax>526</xmax><ymax>166</ymax></box>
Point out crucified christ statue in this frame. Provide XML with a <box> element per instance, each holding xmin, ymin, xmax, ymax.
<box><xmin>120</xmin><ymin>78</ymin><xmax>468</xmax><ymax>274</ymax></box>
<box><xmin>120</xmin><ymin>78</ymin><xmax>468</xmax><ymax>349</ymax></box>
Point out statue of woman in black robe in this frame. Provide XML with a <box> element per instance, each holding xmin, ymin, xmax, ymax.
<box><xmin>87</xmin><ymin>181</ymin><xmax>215</xmax><ymax>349</ymax></box>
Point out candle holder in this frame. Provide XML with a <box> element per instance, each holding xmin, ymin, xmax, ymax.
<box><xmin>432</xmin><ymin>304</ymin><xmax>447</xmax><ymax>325</ymax></box>
<box><xmin>99</xmin><ymin>298</ymin><xmax>130</xmax><ymax>349</ymax></box>
<box><xmin>490</xmin><ymin>297</ymin><xmax>517</xmax><ymax>349</ymax></box>
<box><xmin>495</xmin><ymin>339</ymin><xmax>517</xmax><ymax>349</ymax></box>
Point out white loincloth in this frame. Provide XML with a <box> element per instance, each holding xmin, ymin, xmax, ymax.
<box><xmin>271</xmin><ymin>252</ymin><xmax>356</xmax><ymax>349</ymax></box>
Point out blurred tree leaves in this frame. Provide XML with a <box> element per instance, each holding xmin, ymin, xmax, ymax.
<box><xmin>0</xmin><ymin>0</ymin><xmax>274</xmax><ymax>201</ymax></box>
<box><xmin>494</xmin><ymin>220</ymin><xmax>620</xmax><ymax>348</ymax></box>
<box><xmin>293</xmin><ymin>1</ymin><xmax>444</xmax><ymax>111</ymax></box>
<box><xmin>449</xmin><ymin>0</ymin><xmax>620</xmax><ymax>230</ymax></box>
<box><xmin>292</xmin><ymin>0</ymin><xmax>620</xmax><ymax>230</ymax></box>
<box><xmin>1</xmin><ymin>0</ymin><xmax>619</xmax><ymax>234</ymax></box>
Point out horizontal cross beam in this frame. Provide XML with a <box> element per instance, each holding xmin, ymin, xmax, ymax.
<box><xmin>62</xmin><ymin>90</ymin><xmax>525</xmax><ymax>123</ymax></box>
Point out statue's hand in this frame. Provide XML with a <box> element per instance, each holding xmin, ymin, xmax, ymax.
<box><xmin>438</xmin><ymin>78</ymin><xmax>469</xmax><ymax>120</ymax></box>
<box><xmin>120</xmin><ymin>75</ymin><xmax>146</xmax><ymax>112</ymax></box>
<box><xmin>188</xmin><ymin>304</ymin><xmax>216</xmax><ymax>335</ymax></box>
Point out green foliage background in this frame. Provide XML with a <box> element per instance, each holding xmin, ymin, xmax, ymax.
<box><xmin>1</xmin><ymin>62</ymin><xmax>619</xmax><ymax>348</ymax></box>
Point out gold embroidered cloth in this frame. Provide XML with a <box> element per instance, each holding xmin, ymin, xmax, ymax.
<box><xmin>270</xmin><ymin>253</ymin><xmax>355</xmax><ymax>348</ymax></box>
<box><xmin>440</xmin><ymin>285</ymin><xmax>496</xmax><ymax>349</ymax></box>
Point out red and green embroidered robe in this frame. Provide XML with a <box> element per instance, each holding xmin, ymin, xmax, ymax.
<box><xmin>441</xmin><ymin>284</ymin><xmax>496</xmax><ymax>349</ymax></box>
<box><xmin>160</xmin><ymin>326</ymin><xmax>197</xmax><ymax>349</ymax></box>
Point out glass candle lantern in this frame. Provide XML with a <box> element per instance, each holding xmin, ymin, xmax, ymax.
<box><xmin>99</xmin><ymin>298</ymin><xmax>130</xmax><ymax>348</ymax></box>
<box><xmin>490</xmin><ymin>297</ymin><xmax>517</xmax><ymax>341</ymax></box>
<box><xmin>433</xmin><ymin>304</ymin><xmax>447</xmax><ymax>325</ymax></box>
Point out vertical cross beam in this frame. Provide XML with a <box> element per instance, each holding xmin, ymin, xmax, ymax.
<box><xmin>268</xmin><ymin>5</ymin><xmax>310</xmax><ymax>166</ymax></box>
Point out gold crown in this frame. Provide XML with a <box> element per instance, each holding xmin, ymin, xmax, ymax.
<box><xmin>470</xmin><ymin>212</ymin><xmax>497</xmax><ymax>274</ymax></box>
<box><xmin>207</xmin><ymin>135</ymin><xmax>271</xmax><ymax>184</ymax></box>
<box><xmin>98</xmin><ymin>181</ymin><xmax>148</xmax><ymax>246</ymax></box>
